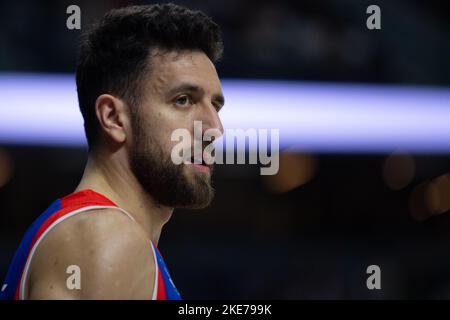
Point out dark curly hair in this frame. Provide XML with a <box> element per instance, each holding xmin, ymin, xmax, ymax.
<box><xmin>76</xmin><ymin>3</ymin><xmax>223</xmax><ymax>149</ymax></box>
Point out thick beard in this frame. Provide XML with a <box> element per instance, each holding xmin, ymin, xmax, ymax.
<box><xmin>128</xmin><ymin>115</ymin><xmax>214</xmax><ymax>209</ymax></box>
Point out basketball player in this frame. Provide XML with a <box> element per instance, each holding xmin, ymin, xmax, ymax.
<box><xmin>0</xmin><ymin>3</ymin><xmax>224</xmax><ymax>300</ymax></box>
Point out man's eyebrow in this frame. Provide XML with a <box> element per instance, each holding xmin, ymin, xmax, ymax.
<box><xmin>168</xmin><ymin>83</ymin><xmax>204</xmax><ymax>97</ymax></box>
<box><xmin>168</xmin><ymin>82</ymin><xmax>225</xmax><ymax>106</ymax></box>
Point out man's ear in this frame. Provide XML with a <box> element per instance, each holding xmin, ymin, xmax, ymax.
<box><xmin>95</xmin><ymin>94</ymin><xmax>130</xmax><ymax>144</ymax></box>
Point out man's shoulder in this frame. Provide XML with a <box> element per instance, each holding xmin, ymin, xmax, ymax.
<box><xmin>27</xmin><ymin>208</ymin><xmax>155</xmax><ymax>299</ymax></box>
<box><xmin>40</xmin><ymin>207</ymin><xmax>146</xmax><ymax>252</ymax></box>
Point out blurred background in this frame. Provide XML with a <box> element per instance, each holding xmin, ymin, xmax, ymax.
<box><xmin>1</xmin><ymin>0</ymin><xmax>450</xmax><ymax>299</ymax></box>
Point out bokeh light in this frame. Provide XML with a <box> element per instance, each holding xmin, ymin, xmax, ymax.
<box><xmin>0</xmin><ymin>148</ymin><xmax>14</xmax><ymax>188</ymax></box>
<box><xmin>262</xmin><ymin>152</ymin><xmax>317</xmax><ymax>194</ymax></box>
<box><xmin>383</xmin><ymin>151</ymin><xmax>415</xmax><ymax>191</ymax></box>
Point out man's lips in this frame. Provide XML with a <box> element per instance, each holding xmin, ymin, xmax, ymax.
<box><xmin>191</xmin><ymin>163</ymin><xmax>211</xmax><ymax>173</ymax></box>
<box><xmin>183</xmin><ymin>159</ymin><xmax>212</xmax><ymax>173</ymax></box>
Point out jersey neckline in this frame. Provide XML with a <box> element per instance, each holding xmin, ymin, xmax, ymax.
<box><xmin>61</xmin><ymin>189</ymin><xmax>119</xmax><ymax>208</ymax></box>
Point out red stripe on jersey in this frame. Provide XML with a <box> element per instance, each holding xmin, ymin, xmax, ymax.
<box><xmin>156</xmin><ymin>265</ymin><xmax>167</xmax><ymax>300</ymax></box>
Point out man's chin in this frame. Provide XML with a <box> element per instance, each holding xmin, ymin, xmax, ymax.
<box><xmin>176</xmin><ymin>166</ymin><xmax>214</xmax><ymax>209</ymax></box>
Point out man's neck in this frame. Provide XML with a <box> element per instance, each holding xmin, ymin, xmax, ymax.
<box><xmin>75</xmin><ymin>152</ymin><xmax>173</xmax><ymax>245</ymax></box>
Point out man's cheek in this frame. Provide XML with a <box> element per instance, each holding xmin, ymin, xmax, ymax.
<box><xmin>170</xmin><ymin>127</ymin><xmax>193</xmax><ymax>164</ymax></box>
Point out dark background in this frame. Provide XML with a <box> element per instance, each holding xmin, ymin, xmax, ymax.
<box><xmin>1</xmin><ymin>0</ymin><xmax>450</xmax><ymax>299</ymax></box>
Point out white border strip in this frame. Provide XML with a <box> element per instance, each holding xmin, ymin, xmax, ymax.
<box><xmin>149</xmin><ymin>241</ymin><xmax>159</xmax><ymax>300</ymax></box>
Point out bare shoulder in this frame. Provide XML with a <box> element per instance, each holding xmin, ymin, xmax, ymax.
<box><xmin>27</xmin><ymin>208</ymin><xmax>155</xmax><ymax>300</ymax></box>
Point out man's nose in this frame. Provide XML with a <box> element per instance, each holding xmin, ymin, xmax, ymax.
<box><xmin>200</xmin><ymin>102</ymin><xmax>224</xmax><ymax>137</ymax></box>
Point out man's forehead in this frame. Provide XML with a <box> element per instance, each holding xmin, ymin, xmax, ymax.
<box><xmin>148</xmin><ymin>49</ymin><xmax>222</xmax><ymax>93</ymax></box>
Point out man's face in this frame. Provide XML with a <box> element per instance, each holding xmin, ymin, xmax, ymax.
<box><xmin>129</xmin><ymin>49</ymin><xmax>224</xmax><ymax>209</ymax></box>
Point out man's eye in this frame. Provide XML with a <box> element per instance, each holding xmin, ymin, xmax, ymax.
<box><xmin>213</xmin><ymin>103</ymin><xmax>223</xmax><ymax>113</ymax></box>
<box><xmin>175</xmin><ymin>95</ymin><xmax>192</xmax><ymax>107</ymax></box>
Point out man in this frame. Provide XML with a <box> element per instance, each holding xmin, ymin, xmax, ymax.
<box><xmin>1</xmin><ymin>3</ymin><xmax>224</xmax><ymax>300</ymax></box>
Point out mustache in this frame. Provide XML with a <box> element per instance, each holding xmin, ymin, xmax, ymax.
<box><xmin>183</xmin><ymin>139</ymin><xmax>216</xmax><ymax>165</ymax></box>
